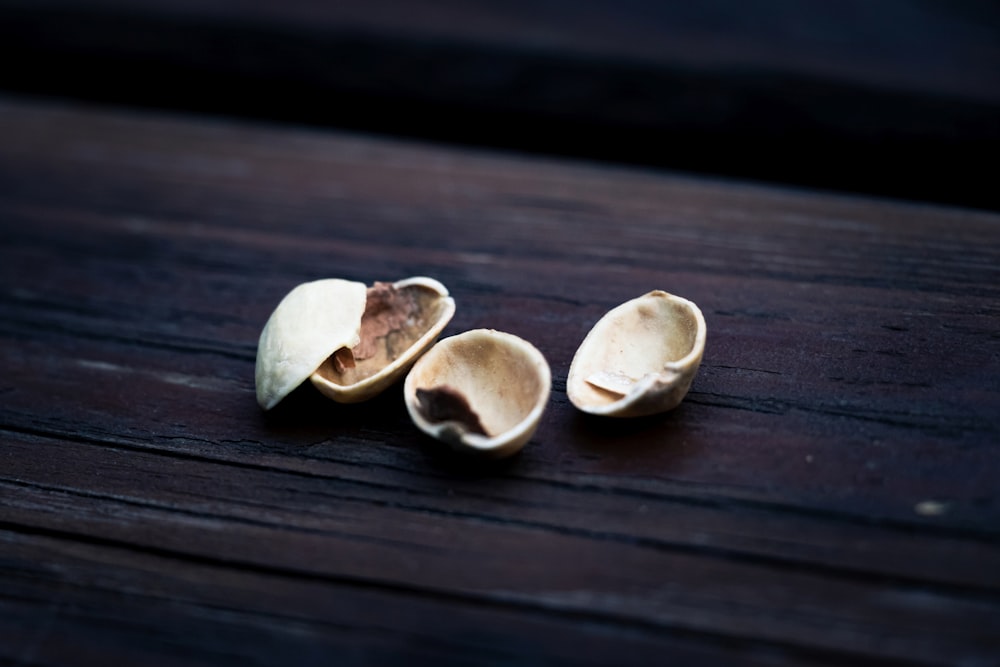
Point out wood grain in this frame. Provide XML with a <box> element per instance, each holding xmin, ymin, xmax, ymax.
<box><xmin>1</xmin><ymin>96</ymin><xmax>999</xmax><ymax>665</ymax></box>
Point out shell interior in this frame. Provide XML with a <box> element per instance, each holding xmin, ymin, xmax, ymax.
<box><xmin>312</xmin><ymin>279</ymin><xmax>454</xmax><ymax>396</ymax></box>
<box><xmin>405</xmin><ymin>329</ymin><xmax>551</xmax><ymax>456</ymax></box>
<box><xmin>567</xmin><ymin>291</ymin><xmax>705</xmax><ymax>414</ymax></box>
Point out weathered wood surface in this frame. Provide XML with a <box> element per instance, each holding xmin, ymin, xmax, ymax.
<box><xmin>1</xmin><ymin>0</ymin><xmax>998</xmax><ymax>209</ymax></box>
<box><xmin>1</xmin><ymin>96</ymin><xmax>999</xmax><ymax>665</ymax></box>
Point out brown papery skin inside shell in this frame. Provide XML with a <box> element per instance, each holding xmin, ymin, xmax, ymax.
<box><xmin>314</xmin><ymin>282</ymin><xmax>450</xmax><ymax>386</ymax></box>
<box><xmin>416</xmin><ymin>386</ymin><xmax>489</xmax><ymax>436</ymax></box>
<box><xmin>354</xmin><ymin>282</ymin><xmax>417</xmax><ymax>360</ymax></box>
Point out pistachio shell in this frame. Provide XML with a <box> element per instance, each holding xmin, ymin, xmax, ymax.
<box><xmin>255</xmin><ymin>276</ymin><xmax>455</xmax><ymax>409</ymax></box>
<box><xmin>404</xmin><ymin>329</ymin><xmax>551</xmax><ymax>458</ymax></box>
<box><xmin>566</xmin><ymin>291</ymin><xmax>706</xmax><ymax>417</ymax></box>
<box><xmin>255</xmin><ymin>278</ymin><xmax>368</xmax><ymax>410</ymax></box>
<box><xmin>310</xmin><ymin>277</ymin><xmax>455</xmax><ymax>403</ymax></box>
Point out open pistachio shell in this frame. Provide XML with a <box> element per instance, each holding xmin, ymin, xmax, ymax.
<box><xmin>310</xmin><ymin>276</ymin><xmax>455</xmax><ymax>403</ymax></box>
<box><xmin>566</xmin><ymin>291</ymin><xmax>706</xmax><ymax>417</ymax></box>
<box><xmin>404</xmin><ymin>329</ymin><xmax>551</xmax><ymax>458</ymax></box>
<box><xmin>255</xmin><ymin>278</ymin><xmax>367</xmax><ymax>410</ymax></box>
<box><xmin>255</xmin><ymin>276</ymin><xmax>454</xmax><ymax>409</ymax></box>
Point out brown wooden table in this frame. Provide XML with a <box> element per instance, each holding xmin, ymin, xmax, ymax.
<box><xmin>1</xmin><ymin>95</ymin><xmax>999</xmax><ymax>665</ymax></box>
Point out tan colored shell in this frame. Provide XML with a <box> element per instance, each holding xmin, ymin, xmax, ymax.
<box><xmin>255</xmin><ymin>276</ymin><xmax>454</xmax><ymax>409</ymax></box>
<box><xmin>566</xmin><ymin>291</ymin><xmax>706</xmax><ymax>417</ymax></box>
<box><xmin>404</xmin><ymin>329</ymin><xmax>551</xmax><ymax>458</ymax></box>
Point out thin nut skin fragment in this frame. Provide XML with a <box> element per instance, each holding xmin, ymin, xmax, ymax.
<box><xmin>352</xmin><ymin>281</ymin><xmax>420</xmax><ymax>361</ymax></box>
<box><xmin>255</xmin><ymin>278</ymin><xmax>367</xmax><ymax>410</ymax></box>
<box><xmin>567</xmin><ymin>291</ymin><xmax>706</xmax><ymax>418</ymax></box>
<box><xmin>331</xmin><ymin>347</ymin><xmax>356</xmax><ymax>374</ymax></box>
<box><xmin>404</xmin><ymin>329</ymin><xmax>551</xmax><ymax>458</ymax></box>
<box><xmin>416</xmin><ymin>386</ymin><xmax>489</xmax><ymax>436</ymax></box>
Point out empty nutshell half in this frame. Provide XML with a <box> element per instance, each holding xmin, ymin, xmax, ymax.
<box><xmin>566</xmin><ymin>291</ymin><xmax>706</xmax><ymax>417</ymax></box>
<box><xmin>255</xmin><ymin>276</ymin><xmax>455</xmax><ymax>409</ymax></box>
<box><xmin>404</xmin><ymin>329</ymin><xmax>551</xmax><ymax>458</ymax></box>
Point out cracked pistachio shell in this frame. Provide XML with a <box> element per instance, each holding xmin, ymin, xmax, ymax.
<box><xmin>255</xmin><ymin>276</ymin><xmax>455</xmax><ymax>409</ymax></box>
<box><xmin>404</xmin><ymin>329</ymin><xmax>551</xmax><ymax>458</ymax></box>
<box><xmin>310</xmin><ymin>276</ymin><xmax>455</xmax><ymax>404</ymax></box>
<box><xmin>567</xmin><ymin>291</ymin><xmax>706</xmax><ymax>417</ymax></box>
<box><xmin>255</xmin><ymin>278</ymin><xmax>367</xmax><ymax>410</ymax></box>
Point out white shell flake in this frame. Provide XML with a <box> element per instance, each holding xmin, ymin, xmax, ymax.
<box><xmin>566</xmin><ymin>291</ymin><xmax>706</xmax><ymax>417</ymax></box>
<box><xmin>403</xmin><ymin>329</ymin><xmax>551</xmax><ymax>458</ymax></box>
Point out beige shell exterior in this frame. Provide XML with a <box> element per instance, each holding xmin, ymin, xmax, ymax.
<box><xmin>566</xmin><ymin>291</ymin><xmax>706</xmax><ymax>417</ymax></box>
<box><xmin>310</xmin><ymin>276</ymin><xmax>455</xmax><ymax>403</ymax></box>
<box><xmin>255</xmin><ymin>276</ymin><xmax>454</xmax><ymax>410</ymax></box>
<box><xmin>404</xmin><ymin>329</ymin><xmax>551</xmax><ymax>458</ymax></box>
<box><xmin>255</xmin><ymin>278</ymin><xmax>367</xmax><ymax>410</ymax></box>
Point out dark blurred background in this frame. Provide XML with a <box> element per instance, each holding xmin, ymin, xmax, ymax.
<box><xmin>1</xmin><ymin>0</ymin><xmax>998</xmax><ymax>210</ymax></box>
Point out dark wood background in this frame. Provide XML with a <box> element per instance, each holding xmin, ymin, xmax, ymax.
<box><xmin>1</xmin><ymin>0</ymin><xmax>999</xmax><ymax>209</ymax></box>
<box><xmin>1</xmin><ymin>2</ymin><xmax>999</xmax><ymax>665</ymax></box>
